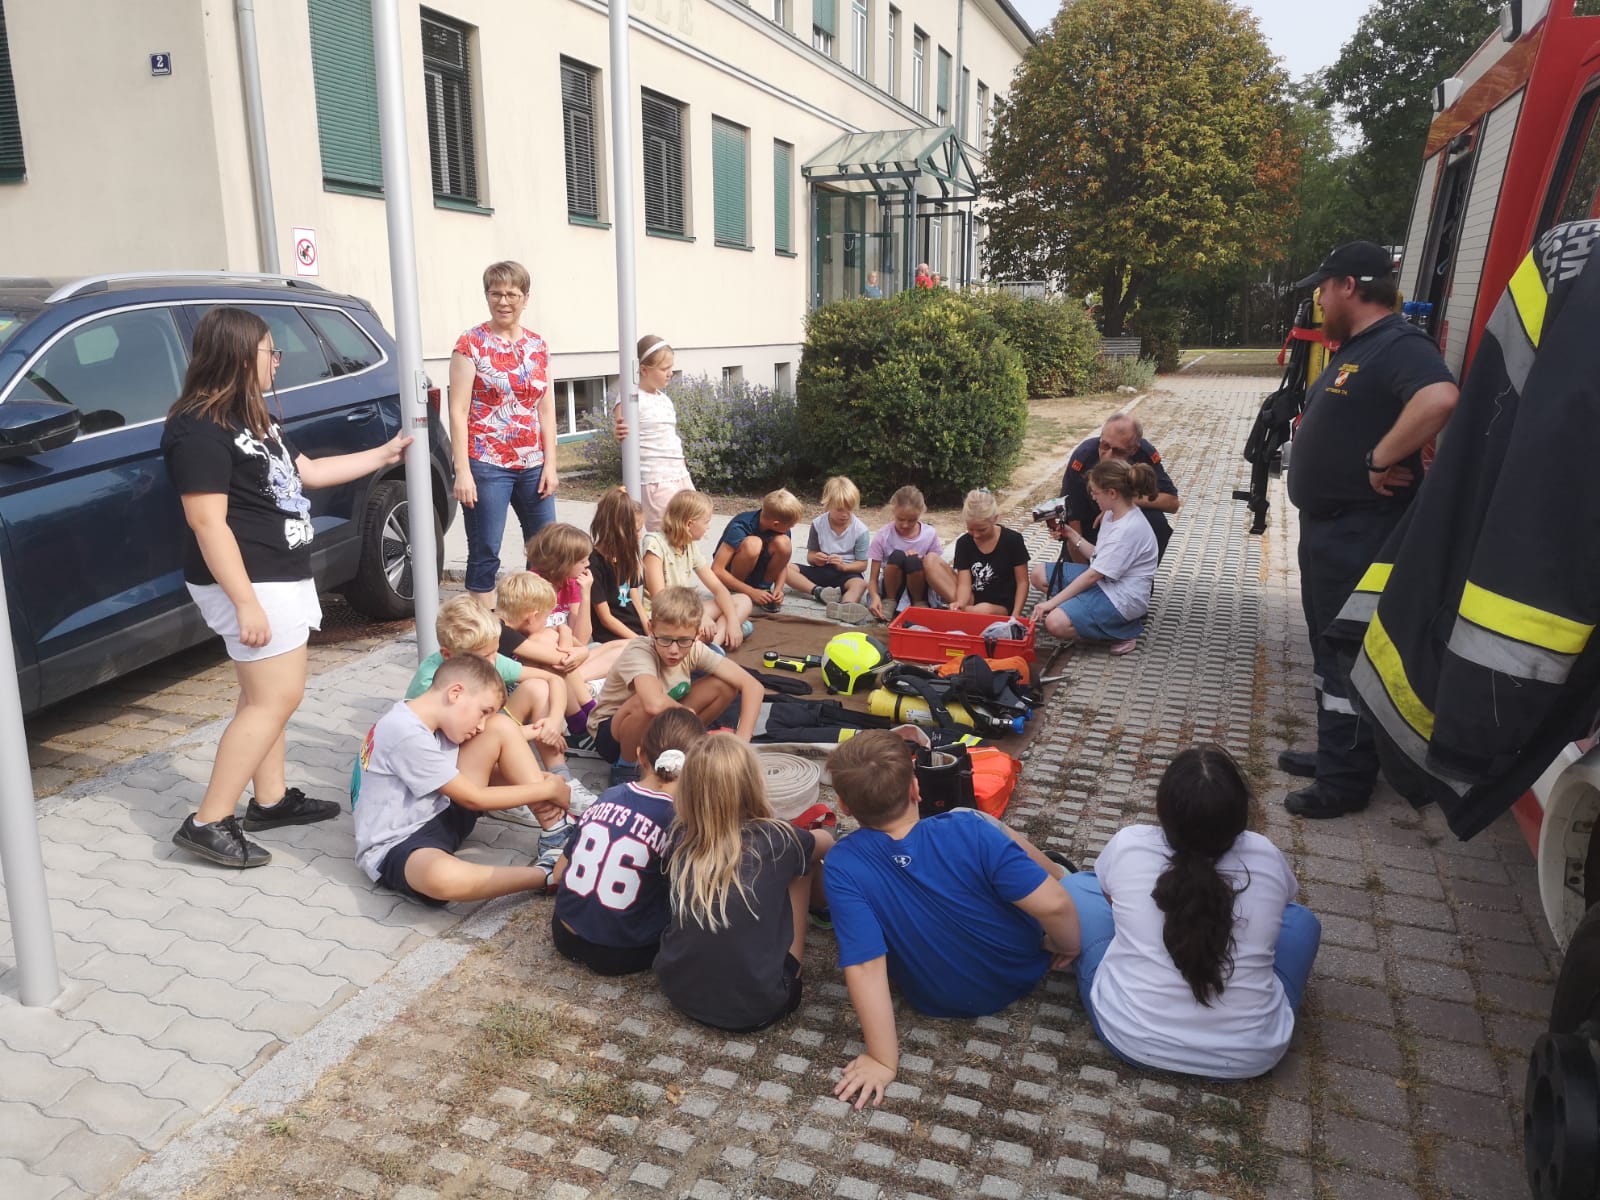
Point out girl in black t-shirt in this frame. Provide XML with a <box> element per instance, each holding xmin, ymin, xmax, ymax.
<box><xmin>588</xmin><ymin>486</ymin><xmax>649</xmax><ymax>643</ymax></box>
<box><xmin>951</xmin><ymin>489</ymin><xmax>1031</xmax><ymax>621</ymax></box>
<box><xmin>161</xmin><ymin>306</ymin><xmax>410</xmax><ymax>870</ymax></box>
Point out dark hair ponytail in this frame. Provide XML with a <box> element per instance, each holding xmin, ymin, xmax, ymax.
<box><xmin>1085</xmin><ymin>458</ymin><xmax>1159</xmax><ymax>502</ymax></box>
<box><xmin>1151</xmin><ymin>744</ymin><xmax>1251</xmax><ymax>1005</ymax></box>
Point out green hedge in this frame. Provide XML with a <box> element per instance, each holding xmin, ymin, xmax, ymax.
<box><xmin>969</xmin><ymin>290</ymin><xmax>1100</xmax><ymax>397</ymax></box>
<box><xmin>796</xmin><ymin>289</ymin><xmax>1027</xmax><ymax>505</ymax></box>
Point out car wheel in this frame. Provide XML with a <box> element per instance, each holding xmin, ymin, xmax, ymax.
<box><xmin>342</xmin><ymin>479</ymin><xmax>442</xmax><ymax>621</ymax></box>
<box><xmin>1525</xmin><ymin>902</ymin><xmax>1600</xmax><ymax>1199</ymax></box>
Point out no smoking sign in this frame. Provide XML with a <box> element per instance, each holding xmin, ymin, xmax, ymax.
<box><xmin>291</xmin><ymin>226</ymin><xmax>319</xmax><ymax>277</ymax></box>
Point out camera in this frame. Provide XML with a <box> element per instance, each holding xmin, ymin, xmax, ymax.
<box><xmin>1030</xmin><ymin>497</ymin><xmax>1067</xmax><ymax>530</ymax></box>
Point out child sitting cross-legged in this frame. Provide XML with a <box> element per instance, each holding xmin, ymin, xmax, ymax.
<box><xmin>865</xmin><ymin>485</ymin><xmax>958</xmax><ymax>620</ymax></box>
<box><xmin>784</xmin><ymin>474</ymin><xmax>872</xmax><ymax>623</ymax></box>
<box><xmin>408</xmin><ymin>594</ymin><xmax>596</xmax><ymax>819</ymax></box>
<box><xmin>712</xmin><ymin>488</ymin><xmax>804</xmax><ymax>614</ymax></box>
<box><xmin>352</xmin><ymin>654</ymin><xmax>572</xmax><ymax>906</ymax></box>
<box><xmin>551</xmin><ymin>708</ymin><xmax>706</xmax><ymax>976</ymax></box>
<box><xmin>824</xmin><ymin>729</ymin><xmax>1083</xmax><ymax>1109</ymax></box>
<box><xmin>654</xmin><ymin>735</ymin><xmax>834</xmax><ymax>1032</ymax></box>
<box><xmin>589</xmin><ymin>585</ymin><xmax>765</xmax><ymax>786</ymax></box>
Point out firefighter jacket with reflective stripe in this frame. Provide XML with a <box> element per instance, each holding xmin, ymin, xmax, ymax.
<box><xmin>1331</xmin><ymin>220</ymin><xmax>1600</xmax><ymax>839</ymax></box>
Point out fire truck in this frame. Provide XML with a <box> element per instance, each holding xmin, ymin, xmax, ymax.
<box><xmin>1394</xmin><ymin>1</ymin><xmax>1600</xmax><ymax>1194</ymax></box>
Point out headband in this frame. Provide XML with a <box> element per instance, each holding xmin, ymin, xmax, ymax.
<box><xmin>640</xmin><ymin>340</ymin><xmax>671</xmax><ymax>363</ymax></box>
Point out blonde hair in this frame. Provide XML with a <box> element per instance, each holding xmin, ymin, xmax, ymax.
<box><xmin>436</xmin><ymin>595</ymin><xmax>500</xmax><ymax>656</ymax></box>
<box><xmin>526</xmin><ymin>523</ymin><xmax>593</xmax><ymax>584</ymax></box>
<box><xmin>495</xmin><ymin>571</ymin><xmax>557</xmax><ymax>624</ymax></box>
<box><xmin>961</xmin><ymin>489</ymin><xmax>1000</xmax><ymax>523</ymax></box>
<box><xmin>661</xmin><ymin>490</ymin><xmax>714</xmax><ymax>551</ymax></box>
<box><xmin>889</xmin><ymin>485</ymin><xmax>926</xmax><ymax>514</ymax></box>
<box><xmin>650</xmin><ymin>585</ymin><xmax>703</xmax><ymax>630</ymax></box>
<box><xmin>482</xmin><ymin>260</ymin><xmax>530</xmax><ymax>295</ymax></box>
<box><xmin>668</xmin><ymin>736</ymin><xmax>801</xmax><ymax>932</ymax></box>
<box><xmin>820</xmin><ymin>476</ymin><xmax>861</xmax><ymax>512</ymax></box>
<box><xmin>762</xmin><ymin>488</ymin><xmax>805</xmax><ymax>526</ymax></box>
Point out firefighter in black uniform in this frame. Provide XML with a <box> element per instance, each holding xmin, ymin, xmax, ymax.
<box><xmin>1283</xmin><ymin>242</ymin><xmax>1458</xmax><ymax>818</ymax></box>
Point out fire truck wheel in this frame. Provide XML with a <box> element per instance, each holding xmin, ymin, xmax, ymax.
<box><xmin>1525</xmin><ymin>904</ymin><xmax>1600</xmax><ymax>1199</ymax></box>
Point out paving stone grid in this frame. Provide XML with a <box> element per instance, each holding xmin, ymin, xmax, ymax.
<box><xmin>0</xmin><ymin>372</ymin><xmax>1555</xmax><ymax>1200</ymax></box>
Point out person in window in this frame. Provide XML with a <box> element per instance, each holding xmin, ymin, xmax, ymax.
<box><xmin>865</xmin><ymin>271</ymin><xmax>883</xmax><ymax>299</ymax></box>
<box><xmin>162</xmin><ymin>307</ymin><xmax>410</xmax><ymax>868</ymax></box>
<box><xmin>450</xmin><ymin>261</ymin><xmax>560</xmax><ymax>609</ymax></box>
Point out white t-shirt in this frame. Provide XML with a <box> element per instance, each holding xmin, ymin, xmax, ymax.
<box><xmin>1088</xmin><ymin>508</ymin><xmax>1158</xmax><ymax>619</ymax></box>
<box><xmin>808</xmin><ymin>513</ymin><xmax>871</xmax><ymax>560</ymax></box>
<box><xmin>1089</xmin><ymin>825</ymin><xmax>1300</xmax><ymax>1079</ymax></box>
<box><xmin>636</xmin><ymin>389</ymin><xmax>690</xmax><ymax>484</ymax></box>
<box><xmin>350</xmin><ymin>701</ymin><xmax>460</xmax><ymax>881</ymax></box>
<box><xmin>642</xmin><ymin>530</ymin><xmax>709</xmax><ymax>592</ymax></box>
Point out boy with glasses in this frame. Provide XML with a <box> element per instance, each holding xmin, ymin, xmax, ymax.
<box><xmin>588</xmin><ymin>586</ymin><xmax>764</xmax><ymax>785</ymax></box>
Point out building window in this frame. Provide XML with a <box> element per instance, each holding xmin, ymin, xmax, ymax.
<box><xmin>930</xmin><ymin>215</ymin><xmax>943</xmax><ymax>277</ymax></box>
<box><xmin>769</xmin><ymin>0</ymin><xmax>787</xmax><ymax>28</ymax></box>
<box><xmin>561</xmin><ymin>58</ymin><xmax>601</xmax><ymax>221</ymax></box>
<box><xmin>421</xmin><ymin>11</ymin><xmax>478</xmax><ymax>202</ymax></box>
<box><xmin>976</xmin><ymin>81</ymin><xmax>989</xmax><ymax>152</ymax></box>
<box><xmin>308</xmin><ymin>0</ymin><xmax>382</xmax><ymax>193</ymax></box>
<box><xmin>959</xmin><ymin>67</ymin><xmax>970</xmax><ymax>140</ymax></box>
<box><xmin>712</xmin><ymin>117</ymin><xmax>750</xmax><ymax>249</ymax></box>
<box><xmin>0</xmin><ymin>2</ymin><xmax>21</xmax><ymax>183</ymax></box>
<box><xmin>936</xmin><ymin>48</ymin><xmax>951</xmax><ymax>126</ymax></box>
<box><xmin>912</xmin><ymin>30</ymin><xmax>926</xmax><ymax>116</ymax></box>
<box><xmin>813</xmin><ymin>0</ymin><xmax>835</xmax><ymax>57</ymax></box>
<box><xmin>774</xmin><ymin>140</ymin><xmax>794</xmax><ymax>254</ymax></box>
<box><xmin>886</xmin><ymin>7</ymin><xmax>898</xmax><ymax>99</ymax></box>
<box><xmin>722</xmin><ymin>365</ymin><xmax>745</xmax><ymax>386</ymax></box>
<box><xmin>851</xmin><ymin>0</ymin><xmax>868</xmax><ymax>78</ymax></box>
<box><xmin>775</xmin><ymin>362</ymin><xmax>793</xmax><ymax>394</ymax></box>
<box><xmin>642</xmin><ymin>89</ymin><xmax>687</xmax><ymax>236</ymax></box>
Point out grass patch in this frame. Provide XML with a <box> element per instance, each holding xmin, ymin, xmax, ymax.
<box><xmin>558</xmin><ymin>1071</ymin><xmax>656</xmax><ymax>1120</ymax></box>
<box><xmin>479</xmin><ymin>1000</ymin><xmax>557</xmax><ymax>1059</ymax></box>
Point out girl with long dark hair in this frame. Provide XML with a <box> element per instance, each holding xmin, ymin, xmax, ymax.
<box><xmin>1059</xmin><ymin>745</ymin><xmax>1321</xmax><ymax>1077</ymax></box>
<box><xmin>161</xmin><ymin>306</ymin><xmax>410</xmax><ymax>868</ymax></box>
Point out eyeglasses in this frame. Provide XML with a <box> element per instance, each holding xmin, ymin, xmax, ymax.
<box><xmin>653</xmin><ymin>635</ymin><xmax>698</xmax><ymax>649</ymax></box>
<box><xmin>259</xmin><ymin>348</ymin><xmax>283</xmax><ymax>365</ymax></box>
<box><xmin>487</xmin><ymin>290</ymin><xmax>525</xmax><ymax>302</ymax></box>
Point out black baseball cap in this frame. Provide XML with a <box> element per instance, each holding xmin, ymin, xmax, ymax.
<box><xmin>1293</xmin><ymin>241</ymin><xmax>1396</xmax><ymax>290</ymax></box>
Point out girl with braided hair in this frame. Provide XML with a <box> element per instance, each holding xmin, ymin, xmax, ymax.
<box><xmin>1059</xmin><ymin>745</ymin><xmax>1321</xmax><ymax>1078</ymax></box>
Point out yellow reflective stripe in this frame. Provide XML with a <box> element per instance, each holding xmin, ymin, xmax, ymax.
<box><xmin>1508</xmin><ymin>253</ymin><xmax>1548</xmax><ymax>348</ymax></box>
<box><xmin>1363</xmin><ymin>614</ymin><xmax>1435</xmax><ymax>740</ymax></box>
<box><xmin>1353</xmin><ymin>561</ymin><xmax>1393</xmax><ymax>595</ymax></box>
<box><xmin>1459</xmin><ymin>581</ymin><xmax>1594</xmax><ymax>656</ymax></box>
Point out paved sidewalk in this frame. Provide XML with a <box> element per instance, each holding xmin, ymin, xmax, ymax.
<box><xmin>1</xmin><ymin>374</ymin><xmax>1551</xmax><ymax>1199</ymax></box>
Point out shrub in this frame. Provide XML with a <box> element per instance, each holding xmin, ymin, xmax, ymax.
<box><xmin>578</xmin><ymin>374</ymin><xmax>800</xmax><ymax>494</ymax></box>
<box><xmin>796</xmin><ymin>290</ymin><xmax>1028</xmax><ymax>505</ymax></box>
<box><xmin>969</xmin><ymin>290</ymin><xmax>1100</xmax><ymax>397</ymax></box>
<box><xmin>1089</xmin><ymin>355</ymin><xmax>1158</xmax><ymax>393</ymax></box>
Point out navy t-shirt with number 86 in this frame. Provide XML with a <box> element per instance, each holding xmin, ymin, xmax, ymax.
<box><xmin>554</xmin><ymin>781</ymin><xmax>676</xmax><ymax>949</ymax></box>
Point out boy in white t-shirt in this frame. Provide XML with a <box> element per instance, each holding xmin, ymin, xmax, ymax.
<box><xmin>352</xmin><ymin>654</ymin><xmax>572</xmax><ymax>906</ymax></box>
<box><xmin>785</xmin><ymin>475</ymin><xmax>872</xmax><ymax>620</ymax></box>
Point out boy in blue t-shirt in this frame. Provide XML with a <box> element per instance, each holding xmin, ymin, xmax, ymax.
<box><xmin>824</xmin><ymin>730</ymin><xmax>1082</xmax><ymax>1109</ymax></box>
<box><xmin>711</xmin><ymin>488</ymin><xmax>804</xmax><ymax>612</ymax></box>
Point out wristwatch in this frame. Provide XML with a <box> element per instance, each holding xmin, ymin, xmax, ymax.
<box><xmin>1364</xmin><ymin>449</ymin><xmax>1388</xmax><ymax>472</ymax></box>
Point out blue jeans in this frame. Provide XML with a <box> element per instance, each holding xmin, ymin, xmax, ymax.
<box><xmin>1061</xmin><ymin>870</ymin><xmax>1321</xmax><ymax>1066</ymax></box>
<box><xmin>462</xmin><ymin>459</ymin><xmax>555</xmax><ymax>595</ymax></box>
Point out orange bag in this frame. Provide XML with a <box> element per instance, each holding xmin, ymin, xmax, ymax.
<box><xmin>969</xmin><ymin>746</ymin><xmax>1021</xmax><ymax>818</ymax></box>
<box><xmin>936</xmin><ymin>654</ymin><xmax>1033</xmax><ymax>685</ymax></box>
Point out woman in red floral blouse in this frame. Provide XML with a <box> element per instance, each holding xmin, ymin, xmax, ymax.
<box><xmin>449</xmin><ymin>261</ymin><xmax>560</xmax><ymax>606</ymax></box>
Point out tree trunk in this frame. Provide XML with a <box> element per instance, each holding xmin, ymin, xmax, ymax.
<box><xmin>1100</xmin><ymin>269</ymin><xmax>1132</xmax><ymax>336</ymax></box>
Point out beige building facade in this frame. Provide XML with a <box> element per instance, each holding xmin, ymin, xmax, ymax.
<box><xmin>0</xmin><ymin>0</ymin><xmax>1030</xmax><ymax>436</ymax></box>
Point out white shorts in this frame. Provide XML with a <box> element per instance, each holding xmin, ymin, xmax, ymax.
<box><xmin>187</xmin><ymin>579</ymin><xmax>322</xmax><ymax>662</ymax></box>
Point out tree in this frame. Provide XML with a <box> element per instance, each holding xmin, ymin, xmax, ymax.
<box><xmin>983</xmin><ymin>0</ymin><xmax>1298</xmax><ymax>335</ymax></box>
<box><xmin>1321</xmin><ymin>0</ymin><xmax>1499</xmax><ymax>241</ymax></box>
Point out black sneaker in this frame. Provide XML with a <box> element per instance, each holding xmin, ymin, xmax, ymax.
<box><xmin>173</xmin><ymin>815</ymin><xmax>272</xmax><ymax>868</ymax></box>
<box><xmin>243</xmin><ymin>786</ymin><xmax>340</xmax><ymax>831</ymax></box>
<box><xmin>1276</xmin><ymin>749</ymin><xmax>1317</xmax><ymax>778</ymax></box>
<box><xmin>1284</xmin><ymin>784</ymin><xmax>1367</xmax><ymax>820</ymax></box>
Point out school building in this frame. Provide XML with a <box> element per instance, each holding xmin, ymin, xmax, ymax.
<box><xmin>0</xmin><ymin>0</ymin><xmax>1033</xmax><ymax>437</ymax></box>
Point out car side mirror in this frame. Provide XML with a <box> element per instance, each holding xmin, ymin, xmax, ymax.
<box><xmin>0</xmin><ymin>399</ymin><xmax>81</xmax><ymax>461</ymax></box>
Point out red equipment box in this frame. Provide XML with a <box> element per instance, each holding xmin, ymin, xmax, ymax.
<box><xmin>886</xmin><ymin>607</ymin><xmax>1037</xmax><ymax>664</ymax></box>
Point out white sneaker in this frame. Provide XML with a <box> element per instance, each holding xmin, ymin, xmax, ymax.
<box><xmin>828</xmin><ymin>601</ymin><xmax>873</xmax><ymax>625</ymax></box>
<box><xmin>565</xmin><ymin>774</ymin><xmax>599</xmax><ymax>815</ymax></box>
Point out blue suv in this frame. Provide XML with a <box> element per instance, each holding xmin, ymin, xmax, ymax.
<box><xmin>0</xmin><ymin>272</ymin><xmax>456</xmax><ymax>714</ymax></box>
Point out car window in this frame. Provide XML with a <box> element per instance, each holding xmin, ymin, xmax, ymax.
<box><xmin>16</xmin><ymin>307</ymin><xmax>188</xmax><ymax>432</ymax></box>
<box><xmin>303</xmin><ymin>307</ymin><xmax>381</xmax><ymax>374</ymax></box>
<box><xmin>233</xmin><ymin>304</ymin><xmax>333</xmax><ymax>391</ymax></box>
<box><xmin>1554</xmin><ymin>100</ymin><xmax>1600</xmax><ymax>226</ymax></box>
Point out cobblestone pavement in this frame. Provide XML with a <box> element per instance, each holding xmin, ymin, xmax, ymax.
<box><xmin>2</xmin><ymin>373</ymin><xmax>1552</xmax><ymax>1200</ymax></box>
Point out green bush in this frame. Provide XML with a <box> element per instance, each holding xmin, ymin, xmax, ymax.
<box><xmin>578</xmin><ymin>374</ymin><xmax>800</xmax><ymax>493</ymax></box>
<box><xmin>796</xmin><ymin>290</ymin><xmax>1028</xmax><ymax>505</ymax></box>
<box><xmin>1089</xmin><ymin>355</ymin><xmax>1158</xmax><ymax>392</ymax></box>
<box><xmin>969</xmin><ymin>290</ymin><xmax>1100</xmax><ymax>398</ymax></box>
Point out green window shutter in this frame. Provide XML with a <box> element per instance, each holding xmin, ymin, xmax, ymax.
<box><xmin>0</xmin><ymin>2</ymin><xmax>24</xmax><ymax>183</ymax></box>
<box><xmin>308</xmin><ymin>0</ymin><xmax>383</xmax><ymax>192</ymax></box>
<box><xmin>937</xmin><ymin>49</ymin><xmax>951</xmax><ymax>117</ymax></box>
<box><xmin>814</xmin><ymin>0</ymin><xmax>837</xmax><ymax>36</ymax></box>
<box><xmin>713</xmin><ymin>118</ymin><xmax>748</xmax><ymax>248</ymax></box>
<box><xmin>773</xmin><ymin>141</ymin><xmax>793</xmax><ymax>253</ymax></box>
